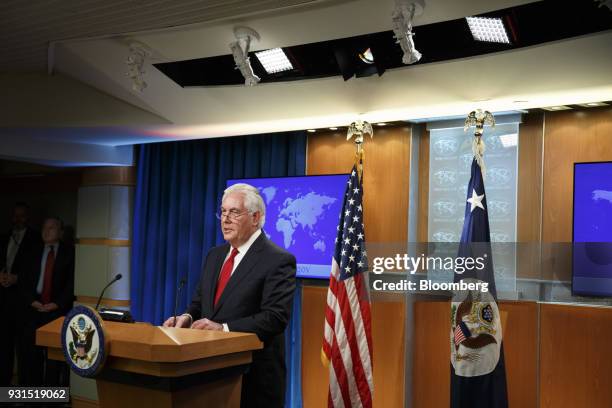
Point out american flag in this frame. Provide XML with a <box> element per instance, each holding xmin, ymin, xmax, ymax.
<box><xmin>322</xmin><ymin>165</ymin><xmax>374</xmax><ymax>408</ymax></box>
<box><xmin>453</xmin><ymin>321</ymin><xmax>470</xmax><ymax>346</ymax></box>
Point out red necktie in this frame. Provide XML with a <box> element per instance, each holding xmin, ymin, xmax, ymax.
<box><xmin>214</xmin><ymin>248</ymin><xmax>239</xmax><ymax>307</ymax></box>
<box><xmin>41</xmin><ymin>246</ymin><xmax>55</xmax><ymax>304</ymax></box>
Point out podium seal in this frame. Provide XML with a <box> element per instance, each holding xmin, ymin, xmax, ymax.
<box><xmin>61</xmin><ymin>305</ymin><xmax>109</xmax><ymax>377</ymax></box>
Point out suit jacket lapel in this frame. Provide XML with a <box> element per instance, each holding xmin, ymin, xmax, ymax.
<box><xmin>212</xmin><ymin>234</ymin><xmax>266</xmax><ymax>317</ymax></box>
<box><xmin>56</xmin><ymin>243</ymin><xmax>72</xmax><ymax>276</ymax></box>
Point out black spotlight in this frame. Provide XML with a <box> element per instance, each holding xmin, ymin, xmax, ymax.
<box><xmin>334</xmin><ymin>41</ymin><xmax>386</xmax><ymax>81</ymax></box>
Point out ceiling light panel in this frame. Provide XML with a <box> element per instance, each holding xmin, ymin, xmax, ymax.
<box><xmin>466</xmin><ymin>17</ymin><xmax>511</xmax><ymax>44</ymax></box>
<box><xmin>542</xmin><ymin>105</ymin><xmax>572</xmax><ymax>111</ymax></box>
<box><xmin>578</xmin><ymin>102</ymin><xmax>609</xmax><ymax>107</ymax></box>
<box><xmin>255</xmin><ymin>48</ymin><xmax>293</xmax><ymax>74</ymax></box>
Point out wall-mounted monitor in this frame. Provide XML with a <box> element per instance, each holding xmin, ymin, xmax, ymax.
<box><xmin>572</xmin><ymin>161</ymin><xmax>612</xmax><ymax>297</ymax></box>
<box><xmin>227</xmin><ymin>174</ymin><xmax>348</xmax><ymax>279</ymax></box>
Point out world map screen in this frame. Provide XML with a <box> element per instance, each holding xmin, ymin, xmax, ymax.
<box><xmin>572</xmin><ymin>162</ymin><xmax>612</xmax><ymax>296</ymax></box>
<box><xmin>227</xmin><ymin>174</ymin><xmax>349</xmax><ymax>279</ymax></box>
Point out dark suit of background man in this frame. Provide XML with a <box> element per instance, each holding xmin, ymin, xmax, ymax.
<box><xmin>18</xmin><ymin>217</ymin><xmax>74</xmax><ymax>386</ymax></box>
<box><xmin>163</xmin><ymin>183</ymin><xmax>296</xmax><ymax>408</ymax></box>
<box><xmin>0</xmin><ymin>203</ymin><xmax>41</xmax><ymax>386</ymax></box>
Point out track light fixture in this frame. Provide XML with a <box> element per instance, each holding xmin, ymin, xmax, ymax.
<box><xmin>391</xmin><ymin>0</ymin><xmax>424</xmax><ymax>65</ymax></box>
<box><xmin>230</xmin><ymin>26</ymin><xmax>261</xmax><ymax>86</ymax></box>
<box><xmin>126</xmin><ymin>41</ymin><xmax>152</xmax><ymax>92</ymax></box>
<box><xmin>595</xmin><ymin>0</ymin><xmax>612</xmax><ymax>11</ymax></box>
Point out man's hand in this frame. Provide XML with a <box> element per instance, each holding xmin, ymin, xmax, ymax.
<box><xmin>31</xmin><ymin>301</ymin><xmax>44</xmax><ymax>312</ymax></box>
<box><xmin>162</xmin><ymin>315</ymin><xmax>191</xmax><ymax>328</ymax></box>
<box><xmin>0</xmin><ymin>269</ymin><xmax>9</xmax><ymax>288</ymax></box>
<box><xmin>41</xmin><ymin>303</ymin><xmax>58</xmax><ymax>312</ymax></box>
<box><xmin>191</xmin><ymin>318</ymin><xmax>223</xmax><ymax>331</ymax></box>
<box><xmin>0</xmin><ymin>273</ymin><xmax>17</xmax><ymax>287</ymax></box>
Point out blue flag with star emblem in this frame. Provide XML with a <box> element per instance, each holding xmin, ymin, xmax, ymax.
<box><xmin>450</xmin><ymin>158</ymin><xmax>508</xmax><ymax>408</ymax></box>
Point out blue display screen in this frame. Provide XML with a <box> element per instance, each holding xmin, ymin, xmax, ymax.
<box><xmin>227</xmin><ymin>174</ymin><xmax>348</xmax><ymax>279</ymax></box>
<box><xmin>572</xmin><ymin>162</ymin><xmax>612</xmax><ymax>296</ymax></box>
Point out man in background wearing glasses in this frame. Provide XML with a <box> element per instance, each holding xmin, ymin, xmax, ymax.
<box><xmin>163</xmin><ymin>183</ymin><xmax>296</xmax><ymax>408</ymax></box>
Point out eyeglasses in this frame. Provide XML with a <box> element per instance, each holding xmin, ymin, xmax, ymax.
<box><xmin>215</xmin><ymin>208</ymin><xmax>250</xmax><ymax>221</ymax></box>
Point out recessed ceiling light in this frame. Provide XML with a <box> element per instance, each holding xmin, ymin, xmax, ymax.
<box><xmin>499</xmin><ymin>133</ymin><xmax>518</xmax><ymax>148</ymax></box>
<box><xmin>254</xmin><ymin>48</ymin><xmax>293</xmax><ymax>74</ymax></box>
<box><xmin>329</xmin><ymin>127</ymin><xmax>338</xmax><ymax>130</ymax></box>
<box><xmin>466</xmin><ymin>17</ymin><xmax>511</xmax><ymax>44</ymax></box>
<box><xmin>542</xmin><ymin>105</ymin><xmax>572</xmax><ymax>111</ymax></box>
<box><xmin>307</xmin><ymin>129</ymin><xmax>316</xmax><ymax>133</ymax></box>
<box><xmin>578</xmin><ymin>102</ymin><xmax>609</xmax><ymax>107</ymax></box>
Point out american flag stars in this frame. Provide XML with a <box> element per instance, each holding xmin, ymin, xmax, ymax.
<box><xmin>333</xmin><ymin>168</ymin><xmax>368</xmax><ymax>281</ymax></box>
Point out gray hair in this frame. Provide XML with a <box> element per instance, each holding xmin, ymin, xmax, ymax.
<box><xmin>222</xmin><ymin>183</ymin><xmax>266</xmax><ymax>228</ymax></box>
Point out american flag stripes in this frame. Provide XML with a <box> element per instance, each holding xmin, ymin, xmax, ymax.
<box><xmin>322</xmin><ymin>166</ymin><xmax>374</xmax><ymax>408</ymax></box>
<box><xmin>454</xmin><ymin>321</ymin><xmax>469</xmax><ymax>346</ymax></box>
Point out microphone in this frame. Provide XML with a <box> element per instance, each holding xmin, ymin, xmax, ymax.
<box><xmin>173</xmin><ymin>277</ymin><xmax>187</xmax><ymax>327</ymax></box>
<box><xmin>95</xmin><ymin>274</ymin><xmax>122</xmax><ymax>311</ymax></box>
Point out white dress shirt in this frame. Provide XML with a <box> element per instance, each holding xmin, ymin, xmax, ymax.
<box><xmin>36</xmin><ymin>243</ymin><xmax>60</xmax><ymax>295</ymax></box>
<box><xmin>222</xmin><ymin>228</ymin><xmax>262</xmax><ymax>276</ymax></box>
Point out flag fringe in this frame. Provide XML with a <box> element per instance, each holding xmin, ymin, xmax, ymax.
<box><xmin>321</xmin><ymin>348</ymin><xmax>330</xmax><ymax>368</ymax></box>
<box><xmin>472</xmin><ymin>136</ymin><xmax>486</xmax><ymax>178</ymax></box>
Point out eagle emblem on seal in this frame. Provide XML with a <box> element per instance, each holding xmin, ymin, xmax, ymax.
<box><xmin>450</xmin><ymin>279</ymin><xmax>502</xmax><ymax>377</ymax></box>
<box><xmin>68</xmin><ymin>316</ymin><xmax>98</xmax><ymax>367</ymax></box>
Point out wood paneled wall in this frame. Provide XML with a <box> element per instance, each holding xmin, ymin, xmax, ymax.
<box><xmin>303</xmin><ymin>126</ymin><xmax>411</xmax><ymax>407</ymax></box>
<box><xmin>517</xmin><ymin>113</ymin><xmax>545</xmax><ymax>279</ymax></box>
<box><xmin>301</xmin><ymin>108</ymin><xmax>612</xmax><ymax>407</ymax></box>
<box><xmin>540</xmin><ymin>303</ymin><xmax>612</xmax><ymax>408</ymax></box>
<box><xmin>542</xmin><ymin>107</ymin><xmax>612</xmax><ymax>242</ymax></box>
<box><xmin>412</xmin><ymin>301</ymin><xmax>539</xmax><ymax>408</ymax></box>
<box><xmin>412</xmin><ymin>300</ymin><xmax>612</xmax><ymax>408</ymax></box>
<box><xmin>302</xmin><ymin>286</ymin><xmax>406</xmax><ymax>408</ymax></box>
<box><xmin>301</xmin><ymin>286</ymin><xmax>331</xmax><ymax>407</ymax></box>
<box><xmin>410</xmin><ymin>107</ymin><xmax>612</xmax><ymax>407</ymax></box>
<box><xmin>416</xmin><ymin>128</ymin><xmax>429</xmax><ymax>243</ymax></box>
<box><xmin>540</xmin><ymin>107</ymin><xmax>612</xmax><ymax>281</ymax></box>
<box><xmin>517</xmin><ymin>113</ymin><xmax>544</xmax><ymax>243</ymax></box>
<box><xmin>415</xmin><ymin>108</ymin><xmax>612</xmax><ymax>279</ymax></box>
<box><xmin>307</xmin><ymin>126</ymin><xmax>411</xmax><ymax>243</ymax></box>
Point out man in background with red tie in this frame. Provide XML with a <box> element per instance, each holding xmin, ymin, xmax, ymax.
<box><xmin>163</xmin><ymin>183</ymin><xmax>296</xmax><ymax>408</ymax></box>
<box><xmin>0</xmin><ymin>203</ymin><xmax>41</xmax><ymax>385</ymax></box>
<box><xmin>18</xmin><ymin>217</ymin><xmax>74</xmax><ymax>386</ymax></box>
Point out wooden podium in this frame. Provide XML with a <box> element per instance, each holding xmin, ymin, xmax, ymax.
<box><xmin>36</xmin><ymin>318</ymin><xmax>263</xmax><ymax>408</ymax></box>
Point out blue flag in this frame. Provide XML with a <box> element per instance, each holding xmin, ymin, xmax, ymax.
<box><xmin>450</xmin><ymin>159</ymin><xmax>508</xmax><ymax>408</ymax></box>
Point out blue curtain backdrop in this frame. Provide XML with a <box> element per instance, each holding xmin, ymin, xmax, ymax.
<box><xmin>131</xmin><ymin>131</ymin><xmax>305</xmax><ymax>407</ymax></box>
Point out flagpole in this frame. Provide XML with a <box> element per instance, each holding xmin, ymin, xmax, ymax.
<box><xmin>452</xmin><ymin>108</ymin><xmax>508</xmax><ymax>408</ymax></box>
<box><xmin>321</xmin><ymin>119</ymin><xmax>375</xmax><ymax>407</ymax></box>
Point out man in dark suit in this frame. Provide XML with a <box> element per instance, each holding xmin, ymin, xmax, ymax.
<box><xmin>163</xmin><ymin>183</ymin><xmax>296</xmax><ymax>408</ymax></box>
<box><xmin>0</xmin><ymin>202</ymin><xmax>41</xmax><ymax>385</ymax></box>
<box><xmin>18</xmin><ymin>216</ymin><xmax>74</xmax><ymax>386</ymax></box>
